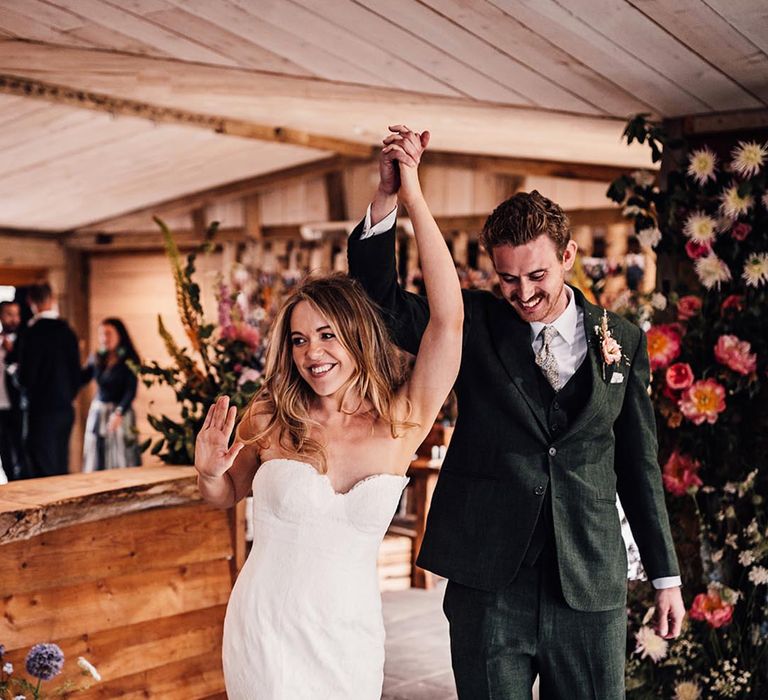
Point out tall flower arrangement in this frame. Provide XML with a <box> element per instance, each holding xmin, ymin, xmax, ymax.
<box><xmin>609</xmin><ymin>116</ymin><xmax>768</xmax><ymax>699</ymax></box>
<box><xmin>137</xmin><ymin>220</ymin><xmax>296</xmax><ymax>463</ymax></box>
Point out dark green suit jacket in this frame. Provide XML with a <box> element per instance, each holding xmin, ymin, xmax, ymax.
<box><xmin>348</xmin><ymin>221</ymin><xmax>679</xmax><ymax>612</ymax></box>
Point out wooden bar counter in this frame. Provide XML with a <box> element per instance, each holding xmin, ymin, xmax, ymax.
<box><xmin>0</xmin><ymin>467</ymin><xmax>238</xmax><ymax>699</ymax></box>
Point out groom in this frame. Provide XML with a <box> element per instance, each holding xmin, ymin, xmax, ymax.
<box><xmin>348</xmin><ymin>127</ymin><xmax>684</xmax><ymax>699</ymax></box>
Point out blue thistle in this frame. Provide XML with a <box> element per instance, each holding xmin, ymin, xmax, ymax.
<box><xmin>25</xmin><ymin>643</ymin><xmax>64</xmax><ymax>681</ymax></box>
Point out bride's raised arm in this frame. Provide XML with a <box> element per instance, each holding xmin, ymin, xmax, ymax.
<box><xmin>384</xmin><ymin>126</ymin><xmax>463</xmax><ymax>443</ymax></box>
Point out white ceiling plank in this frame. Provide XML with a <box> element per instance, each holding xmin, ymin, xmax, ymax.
<box><xmin>228</xmin><ymin>0</ymin><xmax>460</xmax><ymax>96</ymax></box>
<box><xmin>165</xmin><ymin>0</ymin><xmax>395</xmax><ymax>88</ymax></box>
<box><xmin>45</xmin><ymin>0</ymin><xmax>240</xmax><ymax>66</ymax></box>
<box><xmin>351</xmin><ymin>0</ymin><xmax>602</xmax><ymax>113</ymax></box>
<box><xmin>293</xmin><ymin>0</ymin><xmax>532</xmax><ymax>104</ymax></box>
<box><xmin>492</xmin><ymin>0</ymin><xmax>711</xmax><ymax>115</ymax></box>
<box><xmin>0</xmin><ymin>0</ymin><xmax>85</xmax><ymax>31</ymax></box>
<box><xmin>422</xmin><ymin>0</ymin><xmax>652</xmax><ymax>116</ymax></box>
<box><xmin>143</xmin><ymin>7</ymin><xmax>314</xmax><ymax>75</ymax></box>
<box><xmin>0</xmin><ymin>4</ymin><xmax>91</xmax><ymax>44</ymax></box>
<box><xmin>550</xmin><ymin>0</ymin><xmax>759</xmax><ymax>110</ymax></box>
<box><xmin>629</xmin><ymin>0</ymin><xmax>768</xmax><ymax>105</ymax></box>
<box><xmin>704</xmin><ymin>0</ymin><xmax>768</xmax><ymax>55</ymax></box>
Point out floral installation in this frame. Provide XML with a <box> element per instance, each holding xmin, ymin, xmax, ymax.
<box><xmin>137</xmin><ymin>219</ymin><xmax>298</xmax><ymax>463</ymax></box>
<box><xmin>608</xmin><ymin>115</ymin><xmax>767</xmax><ymax>698</ymax></box>
<box><xmin>0</xmin><ymin>643</ymin><xmax>99</xmax><ymax>699</ymax></box>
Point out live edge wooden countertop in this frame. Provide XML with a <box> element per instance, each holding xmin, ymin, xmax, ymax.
<box><xmin>0</xmin><ymin>466</ymin><xmax>201</xmax><ymax>544</ymax></box>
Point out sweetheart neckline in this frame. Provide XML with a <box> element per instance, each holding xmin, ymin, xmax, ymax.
<box><xmin>258</xmin><ymin>458</ymin><xmax>409</xmax><ymax>497</ymax></box>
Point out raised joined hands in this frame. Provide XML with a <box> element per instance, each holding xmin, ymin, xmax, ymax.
<box><xmin>378</xmin><ymin>125</ymin><xmax>430</xmax><ymax>199</ymax></box>
<box><xmin>194</xmin><ymin>395</ymin><xmax>244</xmax><ymax>480</ymax></box>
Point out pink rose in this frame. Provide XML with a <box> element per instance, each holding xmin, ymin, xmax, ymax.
<box><xmin>714</xmin><ymin>335</ymin><xmax>757</xmax><ymax>376</ymax></box>
<box><xmin>665</xmin><ymin>363</ymin><xmax>694</xmax><ymax>391</ymax></box>
<box><xmin>662</xmin><ymin>450</ymin><xmax>703</xmax><ymax>496</ymax></box>
<box><xmin>646</xmin><ymin>324</ymin><xmax>682</xmax><ymax>371</ymax></box>
<box><xmin>679</xmin><ymin>378</ymin><xmax>726</xmax><ymax>425</ymax></box>
<box><xmin>676</xmin><ymin>295</ymin><xmax>702</xmax><ymax>321</ymax></box>
<box><xmin>685</xmin><ymin>239</ymin><xmax>712</xmax><ymax>260</ymax></box>
<box><xmin>731</xmin><ymin>222</ymin><xmax>751</xmax><ymax>241</ymax></box>
<box><xmin>602</xmin><ymin>336</ymin><xmax>622</xmax><ymax>364</ymax></box>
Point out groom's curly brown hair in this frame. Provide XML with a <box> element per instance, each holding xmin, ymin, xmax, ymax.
<box><xmin>480</xmin><ymin>190</ymin><xmax>571</xmax><ymax>259</ymax></box>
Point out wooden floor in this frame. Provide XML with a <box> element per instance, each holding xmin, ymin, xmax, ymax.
<box><xmin>382</xmin><ymin>581</ymin><xmax>457</xmax><ymax>700</ymax></box>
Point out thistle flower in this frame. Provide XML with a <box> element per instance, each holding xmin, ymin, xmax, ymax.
<box><xmin>683</xmin><ymin>211</ymin><xmax>718</xmax><ymax>244</ymax></box>
<box><xmin>673</xmin><ymin>681</ymin><xmax>702</xmax><ymax>700</ymax></box>
<box><xmin>719</xmin><ymin>183</ymin><xmax>754</xmax><ymax>219</ymax></box>
<box><xmin>25</xmin><ymin>643</ymin><xmax>64</xmax><ymax>681</ymax></box>
<box><xmin>687</xmin><ymin>147</ymin><xmax>717</xmax><ymax>185</ymax></box>
<box><xmin>742</xmin><ymin>253</ymin><xmax>768</xmax><ymax>287</ymax></box>
<box><xmin>730</xmin><ymin>140</ymin><xmax>767</xmax><ymax>178</ymax></box>
<box><xmin>637</xmin><ymin>226</ymin><xmax>661</xmax><ymax>248</ymax></box>
<box><xmin>634</xmin><ymin>625</ymin><xmax>668</xmax><ymax>662</ymax></box>
<box><xmin>694</xmin><ymin>254</ymin><xmax>732</xmax><ymax>290</ymax></box>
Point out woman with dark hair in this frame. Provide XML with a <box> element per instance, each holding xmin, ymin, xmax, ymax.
<box><xmin>81</xmin><ymin>317</ymin><xmax>142</xmax><ymax>471</ymax></box>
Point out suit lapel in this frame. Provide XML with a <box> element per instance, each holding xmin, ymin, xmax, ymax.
<box><xmin>487</xmin><ymin>301</ymin><xmax>550</xmax><ymax>436</ymax></box>
<box><xmin>565</xmin><ymin>289</ymin><xmax>610</xmax><ymax>438</ymax></box>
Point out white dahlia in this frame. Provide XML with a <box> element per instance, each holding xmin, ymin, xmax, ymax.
<box><xmin>720</xmin><ymin>184</ymin><xmax>754</xmax><ymax>220</ymax></box>
<box><xmin>695</xmin><ymin>255</ymin><xmax>732</xmax><ymax>290</ymax></box>
<box><xmin>683</xmin><ymin>211</ymin><xmax>718</xmax><ymax>244</ymax></box>
<box><xmin>730</xmin><ymin>140</ymin><xmax>768</xmax><ymax>179</ymax></box>
<box><xmin>687</xmin><ymin>147</ymin><xmax>717</xmax><ymax>186</ymax></box>
<box><xmin>742</xmin><ymin>253</ymin><xmax>768</xmax><ymax>288</ymax></box>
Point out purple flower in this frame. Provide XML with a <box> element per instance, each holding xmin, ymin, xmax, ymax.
<box><xmin>25</xmin><ymin>643</ymin><xmax>64</xmax><ymax>681</ymax></box>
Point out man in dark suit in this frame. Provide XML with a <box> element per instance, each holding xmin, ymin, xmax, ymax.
<box><xmin>18</xmin><ymin>283</ymin><xmax>81</xmax><ymax>478</ymax></box>
<box><xmin>0</xmin><ymin>300</ymin><xmax>26</xmax><ymax>480</ymax></box>
<box><xmin>348</xmin><ymin>126</ymin><xmax>684</xmax><ymax>699</ymax></box>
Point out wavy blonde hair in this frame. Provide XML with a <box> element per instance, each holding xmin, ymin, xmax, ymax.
<box><xmin>236</xmin><ymin>273</ymin><xmax>414</xmax><ymax>472</ymax></box>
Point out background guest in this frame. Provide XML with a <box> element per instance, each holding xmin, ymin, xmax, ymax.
<box><xmin>18</xmin><ymin>283</ymin><xmax>81</xmax><ymax>478</ymax></box>
<box><xmin>0</xmin><ymin>300</ymin><xmax>26</xmax><ymax>481</ymax></box>
<box><xmin>81</xmin><ymin>317</ymin><xmax>141</xmax><ymax>471</ymax></box>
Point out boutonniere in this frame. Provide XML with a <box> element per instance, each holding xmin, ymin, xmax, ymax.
<box><xmin>594</xmin><ymin>310</ymin><xmax>629</xmax><ymax>380</ymax></box>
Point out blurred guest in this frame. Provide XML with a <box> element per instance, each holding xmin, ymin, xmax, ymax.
<box><xmin>81</xmin><ymin>318</ymin><xmax>141</xmax><ymax>471</ymax></box>
<box><xmin>18</xmin><ymin>283</ymin><xmax>81</xmax><ymax>478</ymax></box>
<box><xmin>1</xmin><ymin>301</ymin><xmax>26</xmax><ymax>481</ymax></box>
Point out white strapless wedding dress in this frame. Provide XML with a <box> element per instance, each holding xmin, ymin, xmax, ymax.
<box><xmin>222</xmin><ymin>458</ymin><xmax>409</xmax><ymax>700</ymax></box>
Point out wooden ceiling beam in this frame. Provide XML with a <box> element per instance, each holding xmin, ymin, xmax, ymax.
<box><xmin>76</xmin><ymin>155</ymin><xmax>353</xmax><ymax>233</ymax></box>
<box><xmin>421</xmin><ymin>151</ymin><xmax>633</xmax><ymax>182</ymax></box>
<box><xmin>0</xmin><ymin>74</ymin><xmax>373</xmax><ymax>158</ymax></box>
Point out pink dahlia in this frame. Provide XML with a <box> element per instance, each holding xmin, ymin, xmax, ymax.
<box><xmin>676</xmin><ymin>295</ymin><xmax>702</xmax><ymax>321</ymax></box>
<box><xmin>731</xmin><ymin>222</ymin><xmax>751</xmax><ymax>241</ymax></box>
<box><xmin>685</xmin><ymin>240</ymin><xmax>712</xmax><ymax>260</ymax></box>
<box><xmin>690</xmin><ymin>590</ymin><xmax>733</xmax><ymax>628</ymax></box>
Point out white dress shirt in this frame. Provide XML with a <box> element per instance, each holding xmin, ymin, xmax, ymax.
<box><xmin>359</xmin><ymin>205</ymin><xmax>681</xmax><ymax>590</ymax></box>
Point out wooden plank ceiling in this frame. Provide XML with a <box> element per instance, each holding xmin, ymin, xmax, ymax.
<box><xmin>0</xmin><ymin>0</ymin><xmax>766</xmax><ymax>231</ymax></box>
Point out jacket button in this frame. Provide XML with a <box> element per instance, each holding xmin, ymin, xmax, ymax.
<box><xmin>534</xmin><ymin>485</ymin><xmax>546</xmax><ymax>496</ymax></box>
<box><xmin>553</xmin><ymin>401</ymin><xmax>560</xmax><ymax>410</ymax></box>
<box><xmin>548</xmin><ymin>446</ymin><xmax>557</xmax><ymax>457</ymax></box>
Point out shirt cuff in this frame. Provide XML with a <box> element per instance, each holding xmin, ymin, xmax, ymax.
<box><xmin>652</xmin><ymin>576</ymin><xmax>682</xmax><ymax>589</ymax></box>
<box><xmin>359</xmin><ymin>203</ymin><xmax>397</xmax><ymax>240</ymax></box>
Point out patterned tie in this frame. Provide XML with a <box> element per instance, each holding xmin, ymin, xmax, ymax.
<box><xmin>535</xmin><ymin>325</ymin><xmax>561</xmax><ymax>391</ymax></box>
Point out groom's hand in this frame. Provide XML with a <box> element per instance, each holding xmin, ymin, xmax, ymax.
<box><xmin>654</xmin><ymin>586</ymin><xmax>685</xmax><ymax>639</ymax></box>
<box><xmin>372</xmin><ymin>125</ymin><xmax>430</xmax><ymax>225</ymax></box>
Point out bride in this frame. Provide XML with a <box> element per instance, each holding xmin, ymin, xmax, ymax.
<box><xmin>194</xmin><ymin>125</ymin><xmax>461</xmax><ymax>699</ymax></box>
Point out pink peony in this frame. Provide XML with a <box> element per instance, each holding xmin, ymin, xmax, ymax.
<box><xmin>666</xmin><ymin>363</ymin><xmax>694</xmax><ymax>391</ymax></box>
<box><xmin>685</xmin><ymin>239</ymin><xmax>712</xmax><ymax>260</ymax></box>
<box><xmin>714</xmin><ymin>335</ymin><xmax>757</xmax><ymax>376</ymax></box>
<box><xmin>731</xmin><ymin>222</ymin><xmax>751</xmax><ymax>241</ymax></box>
<box><xmin>679</xmin><ymin>379</ymin><xmax>726</xmax><ymax>425</ymax></box>
<box><xmin>689</xmin><ymin>590</ymin><xmax>733</xmax><ymax>628</ymax></box>
<box><xmin>646</xmin><ymin>324</ymin><xmax>682</xmax><ymax>371</ymax></box>
<box><xmin>676</xmin><ymin>295</ymin><xmax>702</xmax><ymax>321</ymax></box>
<box><xmin>662</xmin><ymin>450</ymin><xmax>703</xmax><ymax>496</ymax></box>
